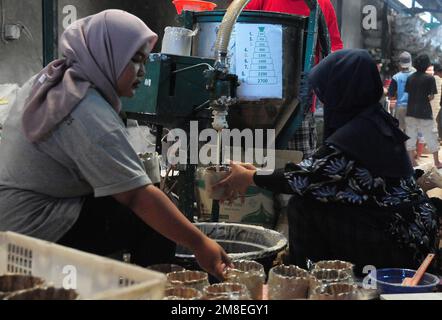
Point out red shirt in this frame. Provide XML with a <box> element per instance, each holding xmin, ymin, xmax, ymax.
<box><xmin>245</xmin><ymin>0</ymin><xmax>344</xmax><ymax>52</ymax></box>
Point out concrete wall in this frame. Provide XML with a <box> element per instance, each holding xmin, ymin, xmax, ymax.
<box><xmin>0</xmin><ymin>0</ymin><xmax>128</xmax><ymax>84</ymax></box>
<box><xmin>0</xmin><ymin>0</ymin><xmax>230</xmax><ymax>85</ymax></box>
<box><xmin>0</xmin><ymin>0</ymin><xmax>43</xmax><ymax>84</ymax></box>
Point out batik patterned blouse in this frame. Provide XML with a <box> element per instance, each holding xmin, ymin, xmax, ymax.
<box><xmin>260</xmin><ymin>145</ymin><xmax>439</xmax><ymax>261</ymax></box>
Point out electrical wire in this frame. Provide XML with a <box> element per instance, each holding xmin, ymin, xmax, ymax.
<box><xmin>15</xmin><ymin>21</ymin><xmax>34</xmax><ymax>41</ymax></box>
<box><xmin>172</xmin><ymin>63</ymin><xmax>215</xmax><ymax>74</ymax></box>
<box><xmin>161</xmin><ymin>165</ymin><xmax>178</xmax><ymax>198</ymax></box>
<box><xmin>161</xmin><ymin>128</ymin><xmax>172</xmax><ymax>142</ymax></box>
<box><xmin>134</xmin><ymin>121</ymin><xmax>155</xmax><ymax>147</ymax></box>
<box><xmin>160</xmin><ymin>166</ymin><xmax>173</xmax><ymax>191</ymax></box>
<box><xmin>164</xmin><ymin>180</ymin><xmax>178</xmax><ymax>198</ymax></box>
<box><xmin>164</xmin><ymin>166</ymin><xmax>178</xmax><ymax>197</ymax></box>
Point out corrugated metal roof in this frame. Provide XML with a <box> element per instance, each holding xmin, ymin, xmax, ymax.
<box><xmin>415</xmin><ymin>0</ymin><xmax>442</xmax><ymax>22</ymax></box>
<box><xmin>385</xmin><ymin>0</ymin><xmax>442</xmax><ymax>25</ymax></box>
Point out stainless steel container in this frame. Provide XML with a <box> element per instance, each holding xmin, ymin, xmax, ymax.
<box><xmin>175</xmin><ymin>223</ymin><xmax>288</xmax><ymax>274</ymax></box>
<box><xmin>267</xmin><ymin>265</ymin><xmax>313</xmax><ymax>300</ymax></box>
<box><xmin>164</xmin><ymin>286</ymin><xmax>202</xmax><ymax>300</ymax></box>
<box><xmin>225</xmin><ymin>260</ymin><xmax>266</xmax><ymax>300</ymax></box>
<box><xmin>0</xmin><ymin>275</ymin><xmax>45</xmax><ymax>299</ymax></box>
<box><xmin>203</xmin><ymin>283</ymin><xmax>251</xmax><ymax>300</ymax></box>
<box><xmin>167</xmin><ymin>270</ymin><xmax>210</xmax><ymax>292</ymax></box>
<box><xmin>191</xmin><ymin>10</ymin><xmax>307</xmax><ymax>129</ymax></box>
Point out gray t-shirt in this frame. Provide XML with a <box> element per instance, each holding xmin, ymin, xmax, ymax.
<box><xmin>0</xmin><ymin>78</ymin><xmax>151</xmax><ymax>242</ymax></box>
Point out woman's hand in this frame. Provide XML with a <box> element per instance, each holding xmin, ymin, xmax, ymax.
<box><xmin>214</xmin><ymin>161</ymin><xmax>257</xmax><ymax>203</ymax></box>
<box><xmin>193</xmin><ymin>238</ymin><xmax>233</xmax><ymax>281</ymax></box>
<box><xmin>114</xmin><ymin>186</ymin><xmax>232</xmax><ymax>280</ymax></box>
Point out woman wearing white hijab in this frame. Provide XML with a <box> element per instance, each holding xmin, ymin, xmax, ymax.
<box><xmin>0</xmin><ymin>10</ymin><xmax>231</xmax><ymax>280</ymax></box>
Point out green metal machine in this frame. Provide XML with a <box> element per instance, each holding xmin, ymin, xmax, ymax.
<box><xmin>121</xmin><ymin>0</ymin><xmax>331</xmax><ymax>222</ymax></box>
<box><xmin>123</xmin><ymin>54</ymin><xmax>215</xmax><ymax>128</ymax></box>
<box><xmin>122</xmin><ymin>54</ymin><xmax>220</xmax><ymax>220</ymax></box>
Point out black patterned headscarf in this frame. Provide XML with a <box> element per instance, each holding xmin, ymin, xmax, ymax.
<box><xmin>309</xmin><ymin>49</ymin><xmax>384</xmax><ymax>139</ymax></box>
<box><xmin>309</xmin><ymin>49</ymin><xmax>413</xmax><ymax>178</ymax></box>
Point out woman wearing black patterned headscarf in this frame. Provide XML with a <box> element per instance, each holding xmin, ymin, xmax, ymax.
<box><xmin>216</xmin><ymin>49</ymin><xmax>439</xmax><ymax>275</ymax></box>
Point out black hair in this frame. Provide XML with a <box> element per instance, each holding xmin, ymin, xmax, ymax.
<box><xmin>414</xmin><ymin>54</ymin><xmax>431</xmax><ymax>72</ymax></box>
<box><xmin>434</xmin><ymin>63</ymin><xmax>442</xmax><ymax>73</ymax></box>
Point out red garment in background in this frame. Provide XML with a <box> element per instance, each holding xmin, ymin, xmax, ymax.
<box><xmin>245</xmin><ymin>0</ymin><xmax>344</xmax><ymax>52</ymax></box>
<box><xmin>245</xmin><ymin>0</ymin><xmax>344</xmax><ymax>112</ymax></box>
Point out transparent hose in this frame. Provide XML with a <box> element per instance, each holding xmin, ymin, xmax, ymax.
<box><xmin>214</xmin><ymin>0</ymin><xmax>251</xmax><ymax>69</ymax></box>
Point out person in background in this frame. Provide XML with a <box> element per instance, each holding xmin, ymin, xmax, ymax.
<box><xmin>244</xmin><ymin>0</ymin><xmax>344</xmax><ymax>159</ymax></box>
<box><xmin>405</xmin><ymin>54</ymin><xmax>441</xmax><ymax>168</ymax></box>
<box><xmin>433</xmin><ymin>64</ymin><xmax>442</xmax><ymax>140</ymax></box>
<box><xmin>245</xmin><ymin>0</ymin><xmax>343</xmax><ymax>52</ymax></box>
<box><xmin>216</xmin><ymin>50</ymin><xmax>440</xmax><ymax>275</ymax></box>
<box><xmin>0</xmin><ymin>10</ymin><xmax>231</xmax><ymax>280</ymax></box>
<box><xmin>388</xmin><ymin>51</ymin><xmax>414</xmax><ymax>132</ymax></box>
<box><xmin>375</xmin><ymin>58</ymin><xmax>389</xmax><ymax>111</ymax></box>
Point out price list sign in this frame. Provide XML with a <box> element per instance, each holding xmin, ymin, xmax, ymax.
<box><xmin>235</xmin><ymin>24</ymin><xmax>283</xmax><ymax>99</ymax></box>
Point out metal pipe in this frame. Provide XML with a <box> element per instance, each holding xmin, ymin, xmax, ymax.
<box><xmin>42</xmin><ymin>0</ymin><xmax>58</xmax><ymax>67</ymax></box>
<box><xmin>172</xmin><ymin>63</ymin><xmax>214</xmax><ymax>74</ymax></box>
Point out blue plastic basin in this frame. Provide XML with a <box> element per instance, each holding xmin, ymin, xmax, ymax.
<box><xmin>368</xmin><ymin>268</ymin><xmax>440</xmax><ymax>294</ymax></box>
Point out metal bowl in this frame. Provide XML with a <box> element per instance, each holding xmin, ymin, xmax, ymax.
<box><xmin>167</xmin><ymin>270</ymin><xmax>210</xmax><ymax>291</ymax></box>
<box><xmin>175</xmin><ymin>223</ymin><xmax>288</xmax><ymax>274</ymax></box>
<box><xmin>309</xmin><ymin>283</ymin><xmax>360</xmax><ymax>300</ymax></box>
<box><xmin>267</xmin><ymin>265</ymin><xmax>313</xmax><ymax>300</ymax></box>
<box><xmin>0</xmin><ymin>274</ymin><xmax>45</xmax><ymax>299</ymax></box>
<box><xmin>203</xmin><ymin>283</ymin><xmax>251</xmax><ymax>300</ymax></box>
<box><xmin>163</xmin><ymin>286</ymin><xmax>202</xmax><ymax>300</ymax></box>
<box><xmin>4</xmin><ymin>287</ymin><xmax>79</xmax><ymax>300</ymax></box>
<box><xmin>313</xmin><ymin>260</ymin><xmax>354</xmax><ymax>273</ymax></box>
<box><xmin>310</xmin><ymin>268</ymin><xmax>353</xmax><ymax>284</ymax></box>
<box><xmin>225</xmin><ymin>260</ymin><xmax>266</xmax><ymax>300</ymax></box>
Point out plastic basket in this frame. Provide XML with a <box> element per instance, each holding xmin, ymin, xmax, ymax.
<box><xmin>0</xmin><ymin>232</ymin><xmax>167</xmax><ymax>300</ymax></box>
<box><xmin>172</xmin><ymin>0</ymin><xmax>217</xmax><ymax>14</ymax></box>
